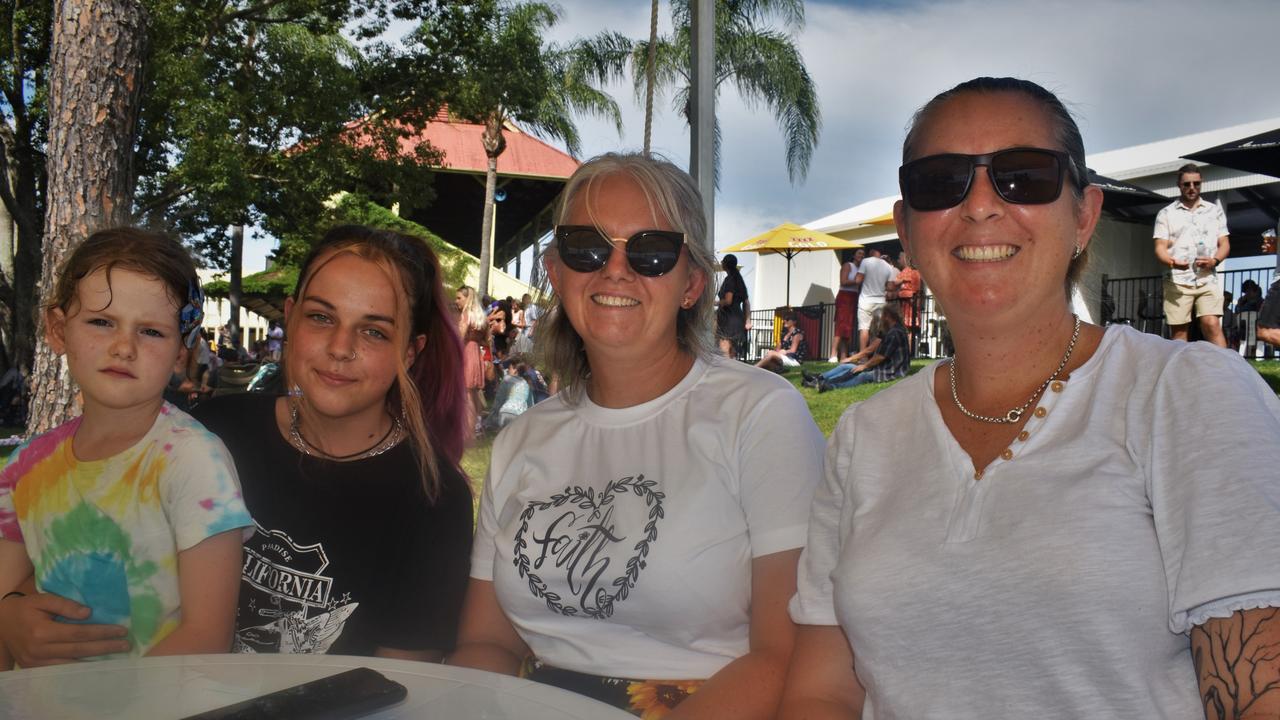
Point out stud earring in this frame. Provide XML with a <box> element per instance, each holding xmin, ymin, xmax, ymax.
<box><xmin>1071</xmin><ymin>244</ymin><xmax>1082</xmax><ymax>260</ymax></box>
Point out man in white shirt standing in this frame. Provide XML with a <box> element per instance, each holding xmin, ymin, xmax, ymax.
<box><xmin>1153</xmin><ymin>163</ymin><xmax>1229</xmax><ymax>346</ymax></box>
<box><xmin>853</xmin><ymin>248</ymin><xmax>899</xmax><ymax>352</ymax></box>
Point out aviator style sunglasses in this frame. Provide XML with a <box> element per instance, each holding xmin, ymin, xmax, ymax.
<box><xmin>553</xmin><ymin>225</ymin><xmax>686</xmax><ymax>277</ymax></box>
<box><xmin>898</xmin><ymin>147</ymin><xmax>1080</xmax><ymax>211</ymax></box>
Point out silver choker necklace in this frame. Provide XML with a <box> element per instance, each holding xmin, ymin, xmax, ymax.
<box><xmin>948</xmin><ymin>314</ymin><xmax>1081</xmax><ymax>424</ymax></box>
<box><xmin>288</xmin><ymin>403</ymin><xmax>403</xmax><ymax>461</ymax></box>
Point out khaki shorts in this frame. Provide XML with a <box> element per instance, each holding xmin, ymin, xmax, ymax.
<box><xmin>1163</xmin><ymin>279</ymin><xmax>1223</xmax><ymax>326</ymax></box>
<box><xmin>858</xmin><ymin>302</ymin><xmax>883</xmax><ymax>330</ymax></box>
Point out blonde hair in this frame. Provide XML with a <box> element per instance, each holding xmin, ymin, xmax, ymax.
<box><xmin>537</xmin><ymin>152</ymin><xmax>716</xmax><ymax>403</ymax></box>
<box><xmin>455</xmin><ymin>285</ymin><xmax>487</xmax><ymax>336</ymax></box>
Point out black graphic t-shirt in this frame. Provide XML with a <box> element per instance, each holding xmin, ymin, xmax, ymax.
<box><xmin>194</xmin><ymin>393</ymin><xmax>473</xmax><ymax>656</ymax></box>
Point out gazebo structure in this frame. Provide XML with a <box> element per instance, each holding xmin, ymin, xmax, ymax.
<box><xmin>393</xmin><ymin>109</ymin><xmax>580</xmax><ymax>284</ymax></box>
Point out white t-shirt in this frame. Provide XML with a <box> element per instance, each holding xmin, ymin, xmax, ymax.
<box><xmin>857</xmin><ymin>256</ymin><xmax>899</xmax><ymax>308</ymax></box>
<box><xmin>473</xmin><ymin>356</ymin><xmax>825</xmax><ymax>679</ymax></box>
<box><xmin>840</xmin><ymin>261</ymin><xmax>861</xmax><ymax>291</ymax></box>
<box><xmin>1154</xmin><ymin>199</ymin><xmax>1229</xmax><ymax>287</ymax></box>
<box><xmin>791</xmin><ymin>325</ymin><xmax>1280</xmax><ymax>719</ymax></box>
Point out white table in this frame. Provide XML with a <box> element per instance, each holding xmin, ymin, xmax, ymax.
<box><xmin>0</xmin><ymin>654</ymin><xmax>636</xmax><ymax>719</ymax></box>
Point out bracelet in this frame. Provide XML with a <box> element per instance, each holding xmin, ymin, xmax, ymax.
<box><xmin>1</xmin><ymin>591</ymin><xmax>24</xmax><ymax>601</ymax></box>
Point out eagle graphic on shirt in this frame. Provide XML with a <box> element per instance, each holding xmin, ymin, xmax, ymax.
<box><xmin>233</xmin><ymin>524</ymin><xmax>357</xmax><ymax>654</ymax></box>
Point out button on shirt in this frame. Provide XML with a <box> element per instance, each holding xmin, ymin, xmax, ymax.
<box><xmin>1154</xmin><ymin>199</ymin><xmax>1228</xmax><ymax>287</ymax></box>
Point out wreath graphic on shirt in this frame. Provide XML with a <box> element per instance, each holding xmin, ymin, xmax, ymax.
<box><xmin>514</xmin><ymin>474</ymin><xmax>664</xmax><ymax>619</ymax></box>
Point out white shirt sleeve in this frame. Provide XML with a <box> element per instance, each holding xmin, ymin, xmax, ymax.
<box><xmin>469</xmin><ymin>434</ymin><xmax>508</xmax><ymax>581</ymax></box>
<box><xmin>1215</xmin><ymin>202</ymin><xmax>1229</xmax><ymax>238</ymax></box>
<box><xmin>789</xmin><ymin>404</ymin><xmax>860</xmax><ymax>626</ymax></box>
<box><xmin>736</xmin><ymin>385</ymin><xmax>826</xmax><ymax>557</ymax></box>
<box><xmin>1153</xmin><ymin>207</ymin><xmax>1169</xmax><ymax>241</ymax></box>
<box><xmin>162</xmin><ymin>430</ymin><xmax>253</xmax><ymax>551</ymax></box>
<box><xmin>1143</xmin><ymin>344</ymin><xmax>1280</xmax><ymax>633</ymax></box>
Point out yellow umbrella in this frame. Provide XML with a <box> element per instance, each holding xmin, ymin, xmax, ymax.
<box><xmin>722</xmin><ymin>223</ymin><xmax>862</xmax><ymax>306</ymax></box>
<box><xmin>864</xmin><ymin>210</ymin><xmax>896</xmax><ymax>226</ymax></box>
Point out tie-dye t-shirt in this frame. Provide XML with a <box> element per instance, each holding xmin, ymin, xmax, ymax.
<box><xmin>0</xmin><ymin>402</ymin><xmax>253</xmax><ymax>657</ymax></box>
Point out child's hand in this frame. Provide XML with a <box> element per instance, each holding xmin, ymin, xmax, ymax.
<box><xmin>0</xmin><ymin>592</ymin><xmax>129</xmax><ymax>667</ymax></box>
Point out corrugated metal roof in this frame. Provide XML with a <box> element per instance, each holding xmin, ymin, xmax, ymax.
<box><xmin>342</xmin><ymin>113</ymin><xmax>580</xmax><ymax>181</ymax></box>
<box><xmin>1088</xmin><ymin>116</ymin><xmax>1280</xmax><ymax>180</ymax></box>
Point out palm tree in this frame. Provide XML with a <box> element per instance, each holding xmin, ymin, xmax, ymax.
<box><xmin>586</xmin><ymin>0</ymin><xmax>820</xmax><ymax>184</ymax></box>
<box><xmin>442</xmin><ymin>1</ymin><xmax>622</xmax><ymax>299</ymax></box>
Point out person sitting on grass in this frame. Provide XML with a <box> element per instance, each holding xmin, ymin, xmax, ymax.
<box><xmin>801</xmin><ymin>310</ymin><xmax>888</xmax><ymax>389</ymax></box>
<box><xmin>0</xmin><ymin>228</ymin><xmax>253</xmax><ymax>667</ymax></box>
<box><xmin>755</xmin><ymin>310</ymin><xmax>808</xmax><ymax>373</ymax></box>
<box><xmin>483</xmin><ymin>355</ymin><xmax>533</xmax><ymax>433</ymax></box>
<box><xmin>810</xmin><ymin>303</ymin><xmax>910</xmax><ymax>392</ymax></box>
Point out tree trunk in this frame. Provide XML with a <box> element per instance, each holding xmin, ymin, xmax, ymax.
<box><xmin>2</xmin><ymin>108</ymin><xmax>47</xmax><ymax>373</ymax></box>
<box><xmin>12</xmin><ymin>222</ymin><xmax>41</xmax><ymax>371</ymax></box>
<box><xmin>28</xmin><ymin>0</ymin><xmax>147</xmax><ymax>435</ymax></box>
<box><xmin>477</xmin><ymin>116</ymin><xmax>506</xmax><ymax>301</ymax></box>
<box><xmin>226</xmin><ymin>27</ymin><xmax>255</xmax><ymax>350</ymax></box>
<box><xmin>229</xmin><ymin>224</ymin><xmax>243</xmax><ymax>347</ymax></box>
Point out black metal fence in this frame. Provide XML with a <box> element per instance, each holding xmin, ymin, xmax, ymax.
<box><xmin>741</xmin><ymin>266</ymin><xmax>1278</xmax><ymax>362</ymax></box>
<box><xmin>1101</xmin><ymin>267</ymin><xmax>1277</xmax><ymax>357</ymax></box>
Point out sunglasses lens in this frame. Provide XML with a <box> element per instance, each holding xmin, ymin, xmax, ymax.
<box><xmin>557</xmin><ymin>227</ymin><xmax>612</xmax><ymax>273</ymax></box>
<box><xmin>903</xmin><ymin>155</ymin><xmax>973</xmax><ymax>211</ymax></box>
<box><xmin>627</xmin><ymin>232</ymin><xmax>683</xmax><ymax>277</ymax></box>
<box><xmin>990</xmin><ymin>150</ymin><xmax>1063</xmax><ymax>204</ymax></box>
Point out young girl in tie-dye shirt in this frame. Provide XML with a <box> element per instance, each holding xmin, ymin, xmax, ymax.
<box><xmin>0</xmin><ymin>228</ymin><xmax>253</xmax><ymax>665</ymax></box>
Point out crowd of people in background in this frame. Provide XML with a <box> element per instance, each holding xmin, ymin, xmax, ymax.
<box><xmin>453</xmin><ymin>288</ymin><xmax>548</xmax><ymax>435</ymax></box>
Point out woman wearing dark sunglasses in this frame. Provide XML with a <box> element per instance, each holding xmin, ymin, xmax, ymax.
<box><xmin>451</xmin><ymin>152</ymin><xmax>825</xmax><ymax>719</ymax></box>
<box><xmin>780</xmin><ymin>77</ymin><xmax>1280</xmax><ymax>719</ymax></box>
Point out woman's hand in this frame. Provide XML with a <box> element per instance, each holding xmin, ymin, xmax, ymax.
<box><xmin>0</xmin><ymin>592</ymin><xmax>129</xmax><ymax>668</ymax></box>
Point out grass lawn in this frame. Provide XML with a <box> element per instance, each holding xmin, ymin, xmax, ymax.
<box><xmin>1251</xmin><ymin>360</ymin><xmax>1280</xmax><ymax>394</ymax></box>
<box><xmin>460</xmin><ymin>357</ymin><xmax>1280</xmax><ymax>483</ymax></box>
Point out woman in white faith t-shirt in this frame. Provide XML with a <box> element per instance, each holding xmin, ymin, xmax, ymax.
<box><xmin>449</xmin><ymin>152</ymin><xmax>824</xmax><ymax>719</ymax></box>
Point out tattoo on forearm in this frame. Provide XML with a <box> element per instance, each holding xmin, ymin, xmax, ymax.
<box><xmin>1192</xmin><ymin>608</ymin><xmax>1280</xmax><ymax>720</ymax></box>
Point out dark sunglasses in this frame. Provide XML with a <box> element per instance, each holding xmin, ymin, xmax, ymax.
<box><xmin>1180</xmin><ymin>180</ymin><xmax>1202</xmax><ymax>188</ymax></box>
<box><xmin>899</xmin><ymin>147</ymin><xmax>1078</xmax><ymax>211</ymax></box>
<box><xmin>553</xmin><ymin>225</ymin><xmax>686</xmax><ymax>277</ymax></box>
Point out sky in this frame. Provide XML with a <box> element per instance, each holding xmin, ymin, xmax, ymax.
<box><xmin>243</xmin><ymin>0</ymin><xmax>1280</xmax><ymax>281</ymax></box>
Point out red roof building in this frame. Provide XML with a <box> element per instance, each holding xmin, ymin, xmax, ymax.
<box><xmin>348</xmin><ymin>110</ymin><xmax>579</xmax><ymax>271</ymax></box>
<box><xmin>402</xmin><ymin>109</ymin><xmax>580</xmax><ymax>180</ymax></box>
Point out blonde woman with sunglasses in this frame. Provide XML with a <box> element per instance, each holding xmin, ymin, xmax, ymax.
<box><xmin>451</xmin><ymin>153</ymin><xmax>824</xmax><ymax>719</ymax></box>
<box><xmin>780</xmin><ymin>78</ymin><xmax>1280</xmax><ymax>719</ymax></box>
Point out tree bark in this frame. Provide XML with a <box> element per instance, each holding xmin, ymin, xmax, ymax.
<box><xmin>28</xmin><ymin>0</ymin><xmax>148</xmax><ymax>434</ymax></box>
